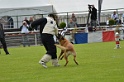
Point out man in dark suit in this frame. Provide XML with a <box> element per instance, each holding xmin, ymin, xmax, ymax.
<box><xmin>0</xmin><ymin>23</ymin><xmax>9</xmax><ymax>55</ymax></box>
<box><xmin>90</xmin><ymin>5</ymin><xmax>97</xmax><ymax>31</ymax></box>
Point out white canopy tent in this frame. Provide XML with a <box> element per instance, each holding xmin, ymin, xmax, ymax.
<box><xmin>0</xmin><ymin>5</ymin><xmax>56</xmax><ymax>28</ymax></box>
<box><xmin>0</xmin><ymin>5</ymin><xmax>56</xmax><ymax>16</ymax></box>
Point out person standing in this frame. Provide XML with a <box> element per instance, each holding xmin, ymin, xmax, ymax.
<box><xmin>68</xmin><ymin>18</ymin><xmax>77</xmax><ymax>28</ymax></box>
<box><xmin>0</xmin><ymin>23</ymin><xmax>9</xmax><ymax>55</ymax></box>
<box><xmin>28</xmin><ymin>16</ymin><xmax>38</xmax><ymax>31</ymax></box>
<box><xmin>90</xmin><ymin>5</ymin><xmax>97</xmax><ymax>31</ymax></box>
<box><xmin>68</xmin><ymin>18</ymin><xmax>77</xmax><ymax>43</ymax></box>
<box><xmin>111</xmin><ymin>11</ymin><xmax>119</xmax><ymax>21</ymax></box>
<box><xmin>31</xmin><ymin>13</ymin><xmax>59</xmax><ymax>68</ymax></box>
<box><xmin>111</xmin><ymin>11</ymin><xmax>121</xmax><ymax>25</ymax></box>
<box><xmin>71</xmin><ymin>13</ymin><xmax>78</xmax><ymax>26</ymax></box>
<box><xmin>24</xmin><ymin>17</ymin><xmax>30</xmax><ymax>25</ymax></box>
<box><xmin>20</xmin><ymin>21</ymin><xmax>30</xmax><ymax>47</ymax></box>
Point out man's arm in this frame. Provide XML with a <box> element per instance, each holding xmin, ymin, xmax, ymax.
<box><xmin>31</xmin><ymin>18</ymin><xmax>47</xmax><ymax>29</ymax></box>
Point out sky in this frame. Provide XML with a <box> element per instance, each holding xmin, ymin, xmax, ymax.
<box><xmin>0</xmin><ymin>0</ymin><xmax>124</xmax><ymax>13</ymax></box>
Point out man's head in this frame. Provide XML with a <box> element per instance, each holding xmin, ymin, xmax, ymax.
<box><xmin>72</xmin><ymin>13</ymin><xmax>75</xmax><ymax>17</ymax></box>
<box><xmin>92</xmin><ymin>5</ymin><xmax>95</xmax><ymax>8</ymax></box>
<box><xmin>29</xmin><ymin>17</ymin><xmax>33</xmax><ymax>21</ymax></box>
<box><xmin>24</xmin><ymin>17</ymin><xmax>28</xmax><ymax>20</ymax></box>
<box><xmin>48</xmin><ymin>13</ymin><xmax>56</xmax><ymax>20</ymax></box>
<box><xmin>113</xmin><ymin>11</ymin><xmax>116</xmax><ymax>15</ymax></box>
<box><xmin>69</xmin><ymin>19</ymin><xmax>73</xmax><ymax>23</ymax></box>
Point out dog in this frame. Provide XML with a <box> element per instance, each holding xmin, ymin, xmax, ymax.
<box><xmin>55</xmin><ymin>33</ymin><xmax>78</xmax><ymax>66</ymax></box>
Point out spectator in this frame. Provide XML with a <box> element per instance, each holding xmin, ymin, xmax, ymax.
<box><xmin>31</xmin><ymin>13</ymin><xmax>59</xmax><ymax>68</ymax></box>
<box><xmin>71</xmin><ymin>13</ymin><xmax>78</xmax><ymax>26</ymax></box>
<box><xmin>68</xmin><ymin>18</ymin><xmax>77</xmax><ymax>28</ymax></box>
<box><xmin>24</xmin><ymin>17</ymin><xmax>30</xmax><ymax>25</ymax></box>
<box><xmin>29</xmin><ymin>17</ymin><xmax>34</xmax><ymax>24</ymax></box>
<box><xmin>0</xmin><ymin>23</ymin><xmax>9</xmax><ymax>55</ymax></box>
<box><xmin>68</xmin><ymin>18</ymin><xmax>77</xmax><ymax>44</ymax></box>
<box><xmin>90</xmin><ymin>5</ymin><xmax>97</xmax><ymax>31</ymax></box>
<box><xmin>20</xmin><ymin>21</ymin><xmax>30</xmax><ymax>47</ymax></box>
<box><xmin>29</xmin><ymin>16</ymin><xmax>39</xmax><ymax>31</ymax></box>
<box><xmin>111</xmin><ymin>11</ymin><xmax>118</xmax><ymax>20</ymax></box>
<box><xmin>111</xmin><ymin>11</ymin><xmax>121</xmax><ymax>25</ymax></box>
<box><xmin>28</xmin><ymin>16</ymin><xmax>36</xmax><ymax>31</ymax></box>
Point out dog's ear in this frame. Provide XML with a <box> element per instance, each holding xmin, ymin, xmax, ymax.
<box><xmin>61</xmin><ymin>36</ymin><xmax>64</xmax><ymax>40</ymax></box>
<box><xmin>58</xmin><ymin>33</ymin><xmax>61</xmax><ymax>37</ymax></box>
<box><xmin>56</xmin><ymin>33</ymin><xmax>61</xmax><ymax>39</ymax></box>
<box><xmin>56</xmin><ymin>33</ymin><xmax>65</xmax><ymax>40</ymax></box>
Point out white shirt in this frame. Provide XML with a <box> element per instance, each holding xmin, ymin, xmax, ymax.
<box><xmin>21</xmin><ymin>25</ymin><xmax>29</xmax><ymax>33</ymax></box>
<box><xmin>111</xmin><ymin>14</ymin><xmax>118</xmax><ymax>20</ymax></box>
<box><xmin>42</xmin><ymin>17</ymin><xmax>58</xmax><ymax>35</ymax></box>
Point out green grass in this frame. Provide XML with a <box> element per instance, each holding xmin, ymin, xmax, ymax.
<box><xmin>0</xmin><ymin>41</ymin><xmax>124</xmax><ymax>82</ymax></box>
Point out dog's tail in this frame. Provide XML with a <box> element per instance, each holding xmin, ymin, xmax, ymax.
<box><xmin>54</xmin><ymin>44</ymin><xmax>66</xmax><ymax>50</ymax></box>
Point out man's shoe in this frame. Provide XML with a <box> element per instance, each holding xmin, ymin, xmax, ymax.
<box><xmin>53</xmin><ymin>63</ymin><xmax>60</xmax><ymax>67</ymax></box>
<box><xmin>6</xmin><ymin>53</ymin><xmax>10</xmax><ymax>55</ymax></box>
<box><xmin>39</xmin><ymin>61</ymin><xmax>47</xmax><ymax>68</ymax></box>
<box><xmin>52</xmin><ymin>59</ymin><xmax>60</xmax><ymax>67</ymax></box>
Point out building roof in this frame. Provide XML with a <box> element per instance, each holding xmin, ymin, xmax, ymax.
<box><xmin>0</xmin><ymin>5</ymin><xmax>56</xmax><ymax>16</ymax></box>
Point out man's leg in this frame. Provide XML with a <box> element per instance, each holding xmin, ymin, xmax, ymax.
<box><xmin>51</xmin><ymin>59</ymin><xmax>60</xmax><ymax>67</ymax></box>
<box><xmin>93</xmin><ymin>20</ymin><xmax>97</xmax><ymax>32</ymax></box>
<box><xmin>25</xmin><ymin>34</ymin><xmax>30</xmax><ymax>47</ymax></box>
<box><xmin>90</xmin><ymin>20</ymin><xmax>93</xmax><ymax>27</ymax></box>
<box><xmin>46</xmin><ymin>37</ymin><xmax>59</xmax><ymax>67</ymax></box>
<box><xmin>22</xmin><ymin>35</ymin><xmax>26</xmax><ymax>47</ymax></box>
<box><xmin>39</xmin><ymin>54</ymin><xmax>51</xmax><ymax>68</ymax></box>
<box><xmin>0</xmin><ymin>38</ymin><xmax>9</xmax><ymax>55</ymax></box>
<box><xmin>41</xmin><ymin>34</ymin><xmax>59</xmax><ymax>67</ymax></box>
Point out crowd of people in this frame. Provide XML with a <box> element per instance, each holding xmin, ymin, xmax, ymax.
<box><xmin>2</xmin><ymin>5</ymin><xmax>124</xmax><ymax>47</ymax></box>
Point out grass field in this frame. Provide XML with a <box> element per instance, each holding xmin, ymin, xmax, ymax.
<box><xmin>0</xmin><ymin>41</ymin><xmax>124</xmax><ymax>82</ymax></box>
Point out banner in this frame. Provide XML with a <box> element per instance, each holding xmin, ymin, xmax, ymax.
<box><xmin>102</xmin><ymin>31</ymin><xmax>115</xmax><ymax>42</ymax></box>
<box><xmin>74</xmin><ymin>33</ymin><xmax>88</xmax><ymax>44</ymax></box>
<box><xmin>73</xmin><ymin>31</ymin><xmax>115</xmax><ymax>44</ymax></box>
<box><xmin>88</xmin><ymin>32</ymin><xmax>102</xmax><ymax>43</ymax></box>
